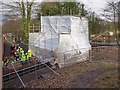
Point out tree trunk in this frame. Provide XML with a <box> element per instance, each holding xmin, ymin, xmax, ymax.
<box><xmin>22</xmin><ymin>1</ymin><xmax>27</xmax><ymax>41</ymax></box>
<box><xmin>21</xmin><ymin>1</ymin><xmax>33</xmax><ymax>50</ymax></box>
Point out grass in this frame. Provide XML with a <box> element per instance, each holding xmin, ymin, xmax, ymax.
<box><xmin>96</xmin><ymin>70</ymin><xmax>119</xmax><ymax>88</ymax></box>
<box><xmin>100</xmin><ymin>61</ymin><xmax>119</xmax><ymax>68</ymax></box>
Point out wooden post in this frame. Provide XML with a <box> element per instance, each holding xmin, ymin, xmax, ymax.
<box><xmin>0</xmin><ymin>34</ymin><xmax>2</xmax><ymax>89</ymax></box>
<box><xmin>0</xmin><ymin>22</ymin><xmax>3</xmax><ymax>89</ymax></box>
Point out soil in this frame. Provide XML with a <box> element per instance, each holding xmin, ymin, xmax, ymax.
<box><xmin>71</xmin><ymin>68</ymin><xmax>119</xmax><ymax>88</ymax></box>
<box><xmin>25</xmin><ymin>46</ymin><xmax>119</xmax><ymax>88</ymax></box>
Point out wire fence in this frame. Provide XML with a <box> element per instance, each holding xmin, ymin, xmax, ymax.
<box><xmin>91</xmin><ymin>46</ymin><xmax>118</xmax><ymax>61</ymax></box>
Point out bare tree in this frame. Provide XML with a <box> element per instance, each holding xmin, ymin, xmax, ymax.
<box><xmin>2</xmin><ymin>0</ymin><xmax>36</xmax><ymax>49</ymax></box>
<box><xmin>103</xmin><ymin>0</ymin><xmax>120</xmax><ymax>45</ymax></box>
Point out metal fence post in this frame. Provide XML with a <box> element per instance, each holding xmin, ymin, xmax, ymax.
<box><xmin>11</xmin><ymin>63</ymin><xmax>25</xmax><ymax>88</ymax></box>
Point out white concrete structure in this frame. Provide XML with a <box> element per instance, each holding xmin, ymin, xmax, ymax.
<box><xmin>29</xmin><ymin>16</ymin><xmax>91</xmax><ymax>66</ymax></box>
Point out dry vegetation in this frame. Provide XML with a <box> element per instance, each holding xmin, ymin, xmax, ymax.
<box><xmin>96</xmin><ymin>70</ymin><xmax>119</xmax><ymax>88</ymax></box>
<box><xmin>26</xmin><ymin>46</ymin><xmax>119</xmax><ymax>88</ymax></box>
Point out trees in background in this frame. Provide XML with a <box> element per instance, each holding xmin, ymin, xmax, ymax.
<box><xmin>61</xmin><ymin>2</ymin><xmax>80</xmax><ymax>15</ymax></box>
<box><xmin>2</xmin><ymin>19</ymin><xmax>23</xmax><ymax>35</ymax></box>
<box><xmin>38</xmin><ymin>1</ymin><xmax>84</xmax><ymax>16</ymax></box>
<box><xmin>103</xmin><ymin>1</ymin><xmax>120</xmax><ymax>44</ymax></box>
<box><xmin>2</xmin><ymin>0</ymin><xmax>35</xmax><ymax>49</ymax></box>
<box><xmin>88</xmin><ymin>12</ymin><xmax>107</xmax><ymax>36</ymax></box>
<box><xmin>39</xmin><ymin>2</ymin><xmax>61</xmax><ymax>16</ymax></box>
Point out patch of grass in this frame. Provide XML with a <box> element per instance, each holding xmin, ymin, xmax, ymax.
<box><xmin>100</xmin><ymin>61</ymin><xmax>119</xmax><ymax>68</ymax></box>
<box><xmin>97</xmin><ymin>70</ymin><xmax>119</xmax><ymax>88</ymax></box>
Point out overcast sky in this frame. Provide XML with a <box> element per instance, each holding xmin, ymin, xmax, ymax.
<box><xmin>78</xmin><ymin>0</ymin><xmax>107</xmax><ymax>14</ymax></box>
